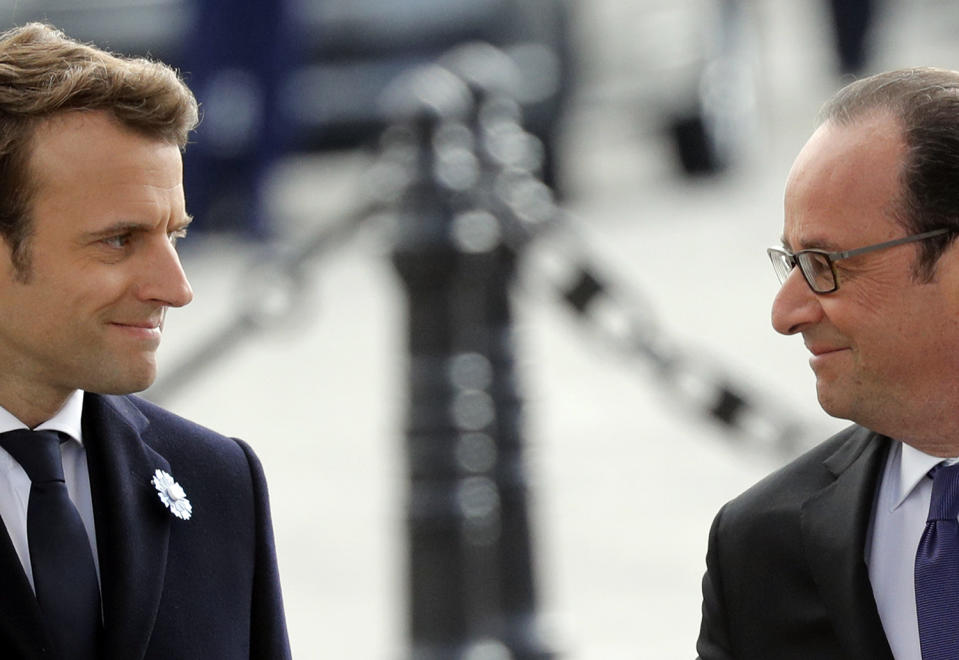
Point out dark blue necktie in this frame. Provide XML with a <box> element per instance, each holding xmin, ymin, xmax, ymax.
<box><xmin>916</xmin><ymin>461</ymin><xmax>959</xmax><ymax>659</ymax></box>
<box><xmin>0</xmin><ymin>429</ymin><xmax>101</xmax><ymax>660</ymax></box>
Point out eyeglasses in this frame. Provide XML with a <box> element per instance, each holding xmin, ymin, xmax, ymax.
<box><xmin>767</xmin><ymin>228</ymin><xmax>951</xmax><ymax>294</ymax></box>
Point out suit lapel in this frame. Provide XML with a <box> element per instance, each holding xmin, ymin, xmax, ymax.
<box><xmin>0</xmin><ymin>522</ymin><xmax>48</xmax><ymax>658</ymax></box>
<box><xmin>801</xmin><ymin>427</ymin><xmax>893</xmax><ymax>660</ymax></box>
<box><xmin>82</xmin><ymin>394</ymin><xmax>171</xmax><ymax>660</ymax></box>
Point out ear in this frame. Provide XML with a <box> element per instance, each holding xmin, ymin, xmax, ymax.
<box><xmin>928</xmin><ymin>236</ymin><xmax>959</xmax><ymax>288</ymax></box>
<box><xmin>0</xmin><ymin>234</ymin><xmax>28</xmax><ymax>284</ymax></box>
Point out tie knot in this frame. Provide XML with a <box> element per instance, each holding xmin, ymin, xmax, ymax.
<box><xmin>0</xmin><ymin>429</ymin><xmax>65</xmax><ymax>483</ymax></box>
<box><xmin>928</xmin><ymin>462</ymin><xmax>959</xmax><ymax>522</ymax></box>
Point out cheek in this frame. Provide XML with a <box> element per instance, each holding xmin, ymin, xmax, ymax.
<box><xmin>820</xmin><ymin>286</ymin><xmax>890</xmax><ymax>334</ymax></box>
<box><xmin>56</xmin><ymin>264</ymin><xmax>130</xmax><ymax>310</ymax></box>
<box><xmin>843</xmin><ymin>289</ymin><xmax>954</xmax><ymax>370</ymax></box>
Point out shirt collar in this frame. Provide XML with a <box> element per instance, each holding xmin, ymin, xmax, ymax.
<box><xmin>0</xmin><ymin>390</ymin><xmax>85</xmax><ymax>444</ymax></box>
<box><xmin>890</xmin><ymin>441</ymin><xmax>958</xmax><ymax>511</ymax></box>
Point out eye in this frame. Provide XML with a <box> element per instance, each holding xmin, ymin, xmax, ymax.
<box><xmin>101</xmin><ymin>233</ymin><xmax>132</xmax><ymax>249</ymax></box>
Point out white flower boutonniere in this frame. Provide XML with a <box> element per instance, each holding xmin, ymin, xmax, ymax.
<box><xmin>151</xmin><ymin>469</ymin><xmax>193</xmax><ymax>520</ymax></box>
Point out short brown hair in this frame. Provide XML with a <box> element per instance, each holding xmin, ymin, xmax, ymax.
<box><xmin>0</xmin><ymin>22</ymin><xmax>199</xmax><ymax>274</ymax></box>
<box><xmin>820</xmin><ymin>67</ymin><xmax>959</xmax><ymax>279</ymax></box>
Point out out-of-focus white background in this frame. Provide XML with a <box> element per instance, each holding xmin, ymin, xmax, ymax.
<box><xmin>5</xmin><ymin>0</ymin><xmax>959</xmax><ymax>657</ymax></box>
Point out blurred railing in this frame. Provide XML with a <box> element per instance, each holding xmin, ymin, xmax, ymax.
<box><xmin>149</xmin><ymin>41</ymin><xmax>812</xmax><ymax>658</ymax></box>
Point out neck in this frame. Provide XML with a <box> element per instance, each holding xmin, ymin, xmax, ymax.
<box><xmin>886</xmin><ymin>419</ymin><xmax>959</xmax><ymax>458</ymax></box>
<box><xmin>856</xmin><ymin>393</ymin><xmax>959</xmax><ymax>457</ymax></box>
<box><xmin>0</xmin><ymin>383</ymin><xmax>73</xmax><ymax>429</ymax></box>
<box><xmin>903</xmin><ymin>439</ymin><xmax>959</xmax><ymax>459</ymax></box>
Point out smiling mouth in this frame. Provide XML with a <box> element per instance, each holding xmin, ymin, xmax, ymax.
<box><xmin>111</xmin><ymin>321</ymin><xmax>161</xmax><ymax>330</ymax></box>
<box><xmin>108</xmin><ymin>322</ymin><xmax>163</xmax><ymax>344</ymax></box>
<box><xmin>810</xmin><ymin>347</ymin><xmax>846</xmax><ymax>356</ymax></box>
<box><xmin>805</xmin><ymin>340</ymin><xmax>850</xmax><ymax>356</ymax></box>
<box><xmin>807</xmin><ymin>347</ymin><xmax>851</xmax><ymax>373</ymax></box>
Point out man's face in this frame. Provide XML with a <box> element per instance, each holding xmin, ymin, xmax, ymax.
<box><xmin>0</xmin><ymin>110</ymin><xmax>193</xmax><ymax>409</ymax></box>
<box><xmin>772</xmin><ymin>112</ymin><xmax>959</xmax><ymax>445</ymax></box>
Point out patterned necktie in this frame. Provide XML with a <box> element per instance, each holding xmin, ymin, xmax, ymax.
<box><xmin>0</xmin><ymin>429</ymin><xmax>101</xmax><ymax>660</ymax></box>
<box><xmin>915</xmin><ymin>461</ymin><xmax>959</xmax><ymax>659</ymax></box>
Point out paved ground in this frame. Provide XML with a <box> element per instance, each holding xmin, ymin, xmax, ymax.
<box><xmin>143</xmin><ymin>1</ymin><xmax>959</xmax><ymax>657</ymax></box>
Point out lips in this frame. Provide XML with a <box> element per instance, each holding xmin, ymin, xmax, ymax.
<box><xmin>805</xmin><ymin>342</ymin><xmax>851</xmax><ymax>375</ymax></box>
<box><xmin>108</xmin><ymin>318</ymin><xmax>164</xmax><ymax>344</ymax></box>
<box><xmin>109</xmin><ymin>313</ymin><xmax>165</xmax><ymax>331</ymax></box>
<box><xmin>806</xmin><ymin>344</ymin><xmax>848</xmax><ymax>356</ymax></box>
<box><xmin>112</xmin><ymin>321</ymin><xmax>160</xmax><ymax>329</ymax></box>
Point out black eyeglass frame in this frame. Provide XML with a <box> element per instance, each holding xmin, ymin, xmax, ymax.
<box><xmin>767</xmin><ymin>228</ymin><xmax>952</xmax><ymax>294</ymax></box>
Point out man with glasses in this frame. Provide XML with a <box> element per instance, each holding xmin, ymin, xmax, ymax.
<box><xmin>698</xmin><ymin>68</ymin><xmax>959</xmax><ymax>660</ymax></box>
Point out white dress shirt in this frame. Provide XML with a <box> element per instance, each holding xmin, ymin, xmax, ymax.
<box><xmin>867</xmin><ymin>440</ymin><xmax>958</xmax><ymax>660</ymax></box>
<box><xmin>0</xmin><ymin>390</ymin><xmax>100</xmax><ymax>591</ymax></box>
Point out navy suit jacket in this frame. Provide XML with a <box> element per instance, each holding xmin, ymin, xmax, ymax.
<box><xmin>697</xmin><ymin>425</ymin><xmax>895</xmax><ymax>660</ymax></box>
<box><xmin>0</xmin><ymin>393</ymin><xmax>291</xmax><ymax>659</ymax></box>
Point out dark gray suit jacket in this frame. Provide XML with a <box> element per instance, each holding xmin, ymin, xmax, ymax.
<box><xmin>697</xmin><ymin>425</ymin><xmax>895</xmax><ymax>659</ymax></box>
<box><xmin>0</xmin><ymin>393</ymin><xmax>291</xmax><ymax>659</ymax></box>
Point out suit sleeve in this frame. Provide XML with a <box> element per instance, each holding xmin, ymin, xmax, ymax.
<box><xmin>696</xmin><ymin>504</ymin><xmax>735</xmax><ymax>660</ymax></box>
<box><xmin>235</xmin><ymin>438</ymin><xmax>293</xmax><ymax>660</ymax></box>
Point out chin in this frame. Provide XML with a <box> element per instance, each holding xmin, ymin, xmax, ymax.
<box><xmin>816</xmin><ymin>384</ymin><xmax>853</xmax><ymax>422</ymax></box>
<box><xmin>87</xmin><ymin>363</ymin><xmax>158</xmax><ymax>395</ymax></box>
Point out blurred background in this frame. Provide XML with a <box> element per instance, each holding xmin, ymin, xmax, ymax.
<box><xmin>3</xmin><ymin>0</ymin><xmax>959</xmax><ymax>657</ymax></box>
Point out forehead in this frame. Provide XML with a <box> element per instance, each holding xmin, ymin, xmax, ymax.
<box><xmin>30</xmin><ymin>110</ymin><xmax>179</xmax><ymax>169</ymax></box>
<box><xmin>26</xmin><ymin>111</ymin><xmax>182</xmax><ymax>208</ymax></box>
<box><xmin>783</xmin><ymin>113</ymin><xmax>906</xmax><ymax>250</ymax></box>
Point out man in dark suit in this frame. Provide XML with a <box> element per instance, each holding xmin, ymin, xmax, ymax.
<box><xmin>698</xmin><ymin>68</ymin><xmax>959</xmax><ymax>659</ymax></box>
<box><xmin>0</xmin><ymin>23</ymin><xmax>290</xmax><ymax>659</ymax></box>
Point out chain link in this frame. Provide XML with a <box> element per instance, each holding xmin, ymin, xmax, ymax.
<box><xmin>151</xmin><ymin>49</ymin><xmax>816</xmax><ymax>460</ymax></box>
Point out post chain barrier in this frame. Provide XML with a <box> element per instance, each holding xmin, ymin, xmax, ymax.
<box><xmin>147</xmin><ymin>43</ymin><xmax>821</xmax><ymax>658</ymax></box>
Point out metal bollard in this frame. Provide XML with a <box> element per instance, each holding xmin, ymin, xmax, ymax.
<box><xmin>386</xmin><ymin>61</ymin><xmax>552</xmax><ymax>659</ymax></box>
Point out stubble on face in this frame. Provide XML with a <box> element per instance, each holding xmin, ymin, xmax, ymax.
<box><xmin>0</xmin><ymin>111</ymin><xmax>191</xmax><ymax>425</ymax></box>
<box><xmin>779</xmin><ymin>113</ymin><xmax>959</xmax><ymax>450</ymax></box>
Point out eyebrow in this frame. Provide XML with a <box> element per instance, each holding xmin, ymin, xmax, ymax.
<box><xmin>173</xmin><ymin>214</ymin><xmax>194</xmax><ymax>231</ymax></box>
<box><xmin>779</xmin><ymin>235</ymin><xmax>844</xmax><ymax>252</ymax></box>
<box><xmin>81</xmin><ymin>215</ymin><xmax>194</xmax><ymax>241</ymax></box>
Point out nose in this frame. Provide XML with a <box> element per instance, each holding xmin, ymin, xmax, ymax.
<box><xmin>136</xmin><ymin>238</ymin><xmax>194</xmax><ymax>308</ymax></box>
<box><xmin>771</xmin><ymin>268</ymin><xmax>823</xmax><ymax>335</ymax></box>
